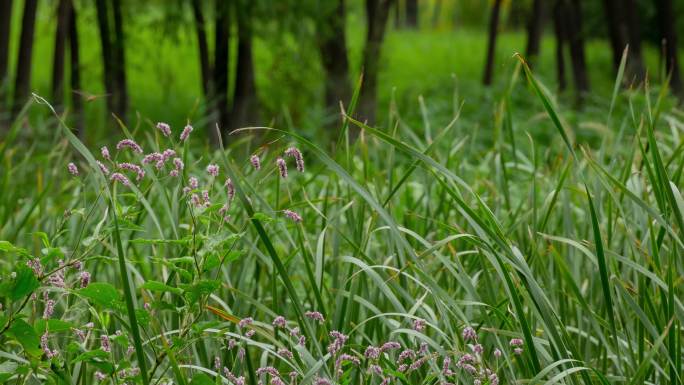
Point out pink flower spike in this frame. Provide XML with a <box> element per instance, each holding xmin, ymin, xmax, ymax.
<box><xmin>225</xmin><ymin>178</ymin><xmax>235</xmax><ymax>201</ymax></box>
<box><xmin>206</xmin><ymin>164</ymin><xmax>219</xmax><ymax>177</ymax></box>
<box><xmin>156</xmin><ymin>122</ymin><xmax>171</xmax><ymax>136</ymax></box>
<box><xmin>305</xmin><ymin>311</ymin><xmax>324</xmax><ymax>322</ymax></box>
<box><xmin>188</xmin><ymin>176</ymin><xmax>199</xmax><ymax>189</ymax></box>
<box><xmin>96</xmin><ymin>161</ymin><xmax>110</xmax><ymax>175</ymax></box>
<box><xmin>283</xmin><ymin>209</ymin><xmax>302</xmax><ymax>223</ymax></box>
<box><xmin>116</xmin><ymin>139</ymin><xmax>143</xmax><ymax>153</ymax></box>
<box><xmin>250</xmin><ymin>154</ymin><xmax>261</xmax><ymax>170</ymax></box>
<box><xmin>101</xmin><ymin>146</ymin><xmax>111</xmax><ymax>160</ymax></box>
<box><xmin>276</xmin><ymin>157</ymin><xmax>288</xmax><ymax>178</ymax></box>
<box><xmin>180</xmin><ymin>124</ymin><xmax>193</xmax><ymax>141</ymax></box>
<box><xmin>509</xmin><ymin>338</ymin><xmax>524</xmax><ymax>347</ymax></box>
<box><xmin>284</xmin><ymin>147</ymin><xmax>304</xmax><ymax>172</ymax></box>
<box><xmin>110</xmin><ymin>172</ymin><xmax>131</xmax><ymax>187</ymax></box>
<box><xmin>67</xmin><ymin>162</ymin><xmax>79</xmax><ymax>176</ymax></box>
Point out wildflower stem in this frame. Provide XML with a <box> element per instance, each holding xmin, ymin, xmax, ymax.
<box><xmin>110</xmin><ymin>199</ymin><xmax>150</xmax><ymax>385</ymax></box>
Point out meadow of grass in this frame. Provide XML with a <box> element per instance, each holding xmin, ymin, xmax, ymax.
<box><xmin>1</xmin><ymin>49</ymin><xmax>684</xmax><ymax>385</ymax></box>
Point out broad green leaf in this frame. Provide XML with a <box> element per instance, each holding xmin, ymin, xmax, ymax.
<box><xmin>10</xmin><ymin>267</ymin><xmax>40</xmax><ymax>301</ymax></box>
<box><xmin>8</xmin><ymin>319</ymin><xmax>41</xmax><ymax>357</ymax></box>
<box><xmin>77</xmin><ymin>282</ymin><xmax>122</xmax><ymax>309</ymax></box>
<box><xmin>140</xmin><ymin>280</ymin><xmax>182</xmax><ymax>295</ymax></box>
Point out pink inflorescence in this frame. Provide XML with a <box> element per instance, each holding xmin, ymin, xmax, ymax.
<box><xmin>96</xmin><ymin>161</ymin><xmax>110</xmax><ymax>175</ymax></box>
<box><xmin>250</xmin><ymin>154</ymin><xmax>261</xmax><ymax>170</ymax></box>
<box><xmin>142</xmin><ymin>152</ymin><xmax>163</xmax><ymax>165</ymax></box>
<box><xmin>413</xmin><ymin>318</ymin><xmax>426</xmax><ymax>332</ymax></box>
<box><xmin>225</xmin><ymin>178</ymin><xmax>235</xmax><ymax>201</ymax></box>
<box><xmin>272</xmin><ymin>315</ymin><xmax>287</xmax><ymax>328</ymax></box>
<box><xmin>305</xmin><ymin>311</ymin><xmax>325</xmax><ymax>323</ymax></box>
<box><xmin>116</xmin><ymin>139</ymin><xmax>143</xmax><ymax>154</ymax></box>
<box><xmin>283</xmin><ymin>209</ymin><xmax>302</xmax><ymax>223</ymax></box>
<box><xmin>276</xmin><ymin>157</ymin><xmax>288</xmax><ymax>178</ymax></box>
<box><xmin>327</xmin><ymin>330</ymin><xmax>348</xmax><ymax>355</ymax></box>
<box><xmin>118</xmin><ymin>162</ymin><xmax>145</xmax><ymax>181</ymax></box>
<box><xmin>79</xmin><ymin>271</ymin><xmax>91</xmax><ymax>288</ymax></box>
<box><xmin>284</xmin><ymin>147</ymin><xmax>304</xmax><ymax>172</ymax></box>
<box><xmin>41</xmin><ymin>332</ymin><xmax>58</xmax><ymax>358</ymax></box>
<box><xmin>207</xmin><ymin>164</ymin><xmax>219</xmax><ymax>177</ymax></box>
<box><xmin>180</xmin><ymin>124</ymin><xmax>193</xmax><ymax>141</ymax></box>
<box><xmin>101</xmin><ymin>146</ymin><xmax>111</xmax><ymax>160</ymax></box>
<box><xmin>462</xmin><ymin>326</ymin><xmax>477</xmax><ymax>341</ymax></box>
<box><xmin>67</xmin><ymin>162</ymin><xmax>79</xmax><ymax>176</ymax></box>
<box><xmin>110</xmin><ymin>172</ymin><xmax>131</xmax><ymax>186</ymax></box>
<box><xmin>156</xmin><ymin>122</ymin><xmax>171</xmax><ymax>137</ymax></box>
<box><xmin>238</xmin><ymin>317</ymin><xmax>254</xmax><ymax>328</ymax></box>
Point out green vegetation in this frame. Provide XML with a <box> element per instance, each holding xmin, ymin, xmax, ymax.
<box><xmin>1</xmin><ymin>55</ymin><xmax>684</xmax><ymax>384</ymax></box>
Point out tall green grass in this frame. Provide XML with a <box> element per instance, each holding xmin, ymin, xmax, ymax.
<box><xmin>0</xmin><ymin>60</ymin><xmax>683</xmax><ymax>385</ymax></box>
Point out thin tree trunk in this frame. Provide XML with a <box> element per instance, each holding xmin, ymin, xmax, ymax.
<box><xmin>212</xmin><ymin>0</ymin><xmax>230</xmax><ymax>144</ymax></box>
<box><xmin>12</xmin><ymin>0</ymin><xmax>38</xmax><ymax>118</ymax></box>
<box><xmin>624</xmin><ymin>0</ymin><xmax>644</xmax><ymax>80</ymax></box>
<box><xmin>95</xmin><ymin>0</ymin><xmax>116</xmax><ymax>118</ymax></box>
<box><xmin>553</xmin><ymin>0</ymin><xmax>566</xmax><ymax>91</ymax></box>
<box><xmin>53</xmin><ymin>0</ymin><xmax>72</xmax><ymax>107</ymax></box>
<box><xmin>431</xmin><ymin>0</ymin><xmax>441</xmax><ymax>28</ymax></box>
<box><xmin>191</xmin><ymin>0</ymin><xmax>211</xmax><ymax>97</ymax></box>
<box><xmin>602</xmin><ymin>0</ymin><xmax>627</xmax><ymax>71</ymax></box>
<box><xmin>230</xmin><ymin>1</ymin><xmax>258</xmax><ymax>130</ymax></box>
<box><xmin>0</xmin><ymin>0</ymin><xmax>12</xmax><ymax>108</ymax></box>
<box><xmin>69</xmin><ymin>1</ymin><xmax>84</xmax><ymax>137</ymax></box>
<box><xmin>358</xmin><ymin>0</ymin><xmax>394</xmax><ymax>124</ymax></box>
<box><xmin>111</xmin><ymin>0</ymin><xmax>127</xmax><ymax>121</ymax></box>
<box><xmin>405</xmin><ymin>0</ymin><xmax>417</xmax><ymax>28</ymax></box>
<box><xmin>566</xmin><ymin>0</ymin><xmax>589</xmax><ymax>98</ymax></box>
<box><xmin>318</xmin><ymin>0</ymin><xmax>350</xmax><ymax>113</ymax></box>
<box><xmin>525</xmin><ymin>0</ymin><xmax>544</xmax><ymax>67</ymax></box>
<box><xmin>483</xmin><ymin>0</ymin><xmax>502</xmax><ymax>86</ymax></box>
<box><xmin>656</xmin><ymin>0</ymin><xmax>682</xmax><ymax>96</ymax></box>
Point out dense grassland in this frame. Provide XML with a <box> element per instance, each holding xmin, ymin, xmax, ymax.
<box><xmin>1</xmin><ymin>52</ymin><xmax>684</xmax><ymax>385</ymax></box>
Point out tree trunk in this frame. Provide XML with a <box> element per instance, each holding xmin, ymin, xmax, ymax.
<box><xmin>95</xmin><ymin>0</ymin><xmax>116</xmax><ymax>119</ymax></box>
<box><xmin>358</xmin><ymin>0</ymin><xmax>394</xmax><ymax>124</ymax></box>
<box><xmin>624</xmin><ymin>0</ymin><xmax>644</xmax><ymax>80</ymax></box>
<box><xmin>656</xmin><ymin>0</ymin><xmax>682</xmax><ymax>96</ymax></box>
<box><xmin>212</xmin><ymin>0</ymin><xmax>230</xmax><ymax>144</ymax></box>
<box><xmin>230</xmin><ymin>1</ymin><xmax>258</xmax><ymax>131</ymax></box>
<box><xmin>52</xmin><ymin>0</ymin><xmax>72</xmax><ymax>107</ymax></box>
<box><xmin>566</xmin><ymin>0</ymin><xmax>589</xmax><ymax>98</ymax></box>
<box><xmin>111</xmin><ymin>0</ymin><xmax>127</xmax><ymax>121</ymax></box>
<box><xmin>525</xmin><ymin>0</ymin><xmax>544</xmax><ymax>67</ymax></box>
<box><xmin>191</xmin><ymin>0</ymin><xmax>211</xmax><ymax>97</ymax></box>
<box><xmin>602</xmin><ymin>0</ymin><xmax>627</xmax><ymax>71</ymax></box>
<box><xmin>405</xmin><ymin>0</ymin><xmax>417</xmax><ymax>28</ymax></box>
<box><xmin>69</xmin><ymin>1</ymin><xmax>84</xmax><ymax>137</ymax></box>
<box><xmin>12</xmin><ymin>0</ymin><xmax>38</xmax><ymax>118</ymax></box>
<box><xmin>318</xmin><ymin>0</ymin><xmax>350</xmax><ymax>113</ymax></box>
<box><xmin>0</xmin><ymin>0</ymin><xmax>12</xmax><ymax>108</ymax></box>
<box><xmin>553</xmin><ymin>0</ymin><xmax>566</xmax><ymax>91</ymax></box>
<box><xmin>483</xmin><ymin>0</ymin><xmax>502</xmax><ymax>86</ymax></box>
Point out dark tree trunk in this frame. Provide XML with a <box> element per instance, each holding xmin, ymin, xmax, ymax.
<box><xmin>553</xmin><ymin>0</ymin><xmax>566</xmax><ymax>91</ymax></box>
<box><xmin>525</xmin><ymin>0</ymin><xmax>544</xmax><ymax>67</ymax></box>
<box><xmin>318</xmin><ymin>0</ymin><xmax>350</xmax><ymax>113</ymax></box>
<box><xmin>358</xmin><ymin>0</ymin><xmax>394</xmax><ymax>124</ymax></box>
<box><xmin>12</xmin><ymin>0</ymin><xmax>38</xmax><ymax>118</ymax></box>
<box><xmin>69</xmin><ymin>2</ymin><xmax>84</xmax><ymax>137</ymax></box>
<box><xmin>0</xmin><ymin>0</ymin><xmax>12</xmax><ymax>108</ymax></box>
<box><xmin>52</xmin><ymin>0</ymin><xmax>72</xmax><ymax>107</ymax></box>
<box><xmin>656</xmin><ymin>0</ymin><xmax>682</xmax><ymax>96</ymax></box>
<box><xmin>405</xmin><ymin>0</ymin><xmax>417</xmax><ymax>28</ymax></box>
<box><xmin>95</xmin><ymin>0</ymin><xmax>116</xmax><ymax>118</ymax></box>
<box><xmin>230</xmin><ymin>1</ymin><xmax>258</xmax><ymax>130</ymax></box>
<box><xmin>483</xmin><ymin>0</ymin><xmax>502</xmax><ymax>86</ymax></box>
<box><xmin>566</xmin><ymin>0</ymin><xmax>589</xmax><ymax>97</ymax></box>
<box><xmin>212</xmin><ymin>0</ymin><xmax>230</xmax><ymax>144</ymax></box>
<box><xmin>624</xmin><ymin>0</ymin><xmax>644</xmax><ymax>80</ymax></box>
<box><xmin>191</xmin><ymin>0</ymin><xmax>211</xmax><ymax>96</ymax></box>
<box><xmin>111</xmin><ymin>0</ymin><xmax>127</xmax><ymax>121</ymax></box>
<box><xmin>602</xmin><ymin>0</ymin><xmax>627</xmax><ymax>71</ymax></box>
